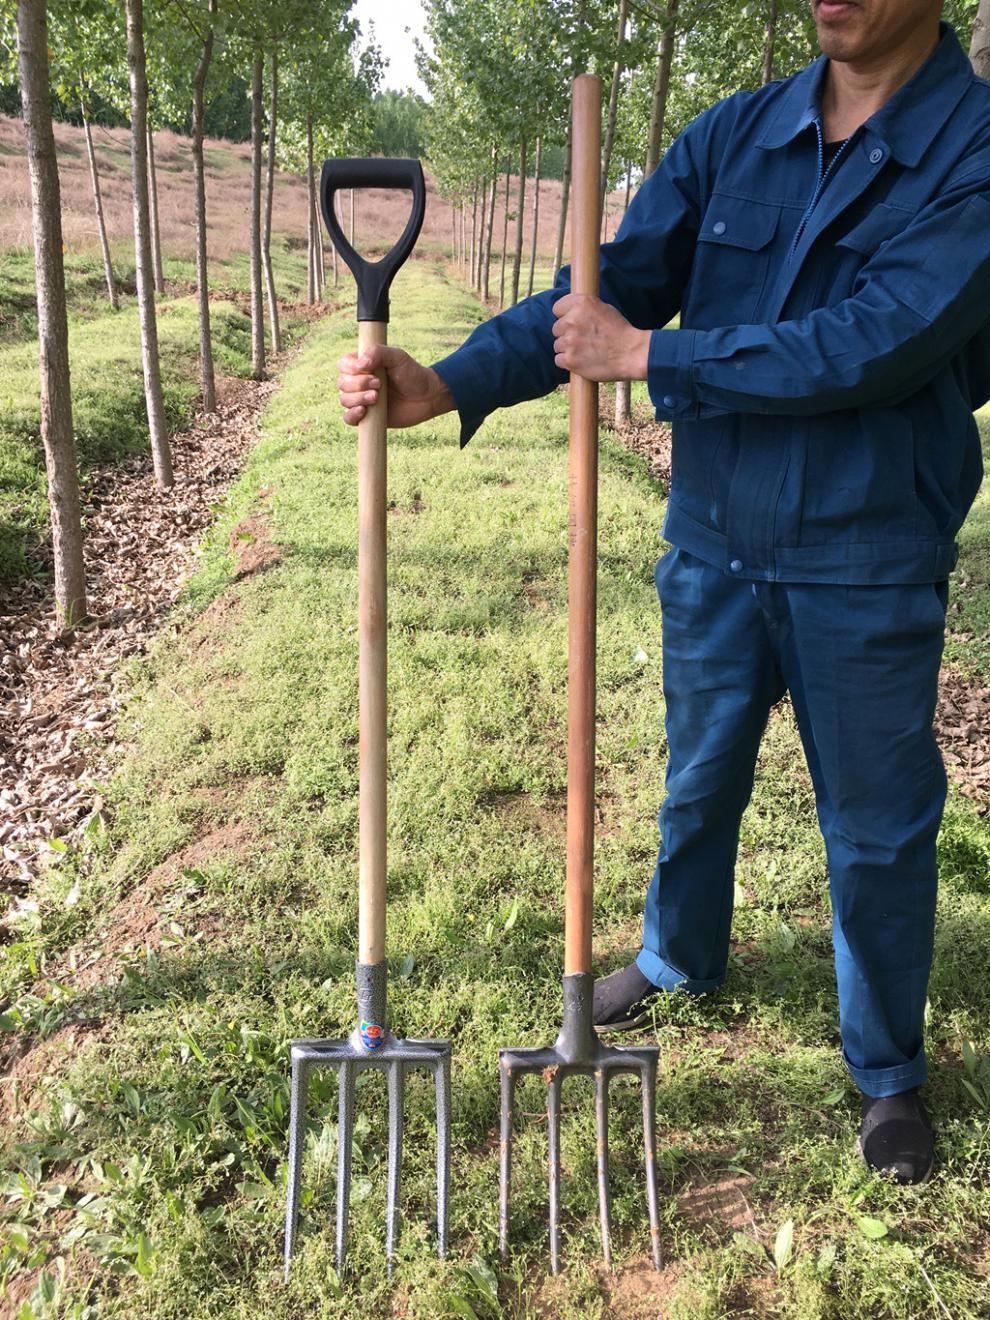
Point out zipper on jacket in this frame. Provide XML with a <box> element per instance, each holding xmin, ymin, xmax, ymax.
<box><xmin>788</xmin><ymin>119</ymin><xmax>853</xmax><ymax>261</ymax></box>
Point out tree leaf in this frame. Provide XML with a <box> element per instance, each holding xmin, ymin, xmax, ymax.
<box><xmin>503</xmin><ymin>898</ymin><xmax>520</xmax><ymax>931</ymax></box>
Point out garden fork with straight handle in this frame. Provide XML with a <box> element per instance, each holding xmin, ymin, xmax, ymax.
<box><xmin>282</xmin><ymin>158</ymin><xmax>451</xmax><ymax>1281</ymax></box>
<box><xmin>497</xmin><ymin>75</ymin><xmax>662</xmax><ymax>1277</ymax></box>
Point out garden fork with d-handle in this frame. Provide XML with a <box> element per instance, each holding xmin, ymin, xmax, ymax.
<box><xmin>283</xmin><ymin>157</ymin><xmax>451</xmax><ymax>1280</ymax></box>
<box><xmin>496</xmin><ymin>76</ymin><xmax>662</xmax><ymax>1276</ymax></box>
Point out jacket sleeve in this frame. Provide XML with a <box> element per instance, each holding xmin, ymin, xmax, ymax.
<box><xmin>647</xmin><ymin>165</ymin><xmax>990</xmax><ymax>419</ymax></box>
<box><xmin>432</xmin><ymin>108</ymin><xmax>711</xmax><ymax>447</ymax></box>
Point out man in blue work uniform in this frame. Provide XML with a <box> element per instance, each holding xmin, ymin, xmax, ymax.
<box><xmin>337</xmin><ymin>0</ymin><xmax>990</xmax><ymax>1183</ymax></box>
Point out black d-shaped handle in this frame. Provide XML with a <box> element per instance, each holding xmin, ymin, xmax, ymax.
<box><xmin>320</xmin><ymin>157</ymin><xmax>426</xmax><ymax>323</ymax></box>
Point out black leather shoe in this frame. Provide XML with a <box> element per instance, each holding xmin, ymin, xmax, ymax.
<box><xmin>858</xmin><ymin>1088</ymin><xmax>934</xmax><ymax>1185</ymax></box>
<box><xmin>593</xmin><ymin>962</ymin><xmax>663</xmax><ymax>1032</ymax></box>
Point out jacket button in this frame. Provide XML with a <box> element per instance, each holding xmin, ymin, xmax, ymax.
<box><xmin>663</xmin><ymin>394</ymin><xmax>676</xmax><ymax>408</ymax></box>
<box><xmin>712</xmin><ymin>221</ymin><xmax>726</xmax><ymax>235</ymax></box>
<box><xmin>869</xmin><ymin>147</ymin><xmax>884</xmax><ymax>164</ymax></box>
<box><xmin>730</xmin><ymin>559</ymin><xmax>743</xmax><ymax>573</ymax></box>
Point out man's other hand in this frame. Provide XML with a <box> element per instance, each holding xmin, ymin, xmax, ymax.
<box><xmin>552</xmin><ymin>294</ymin><xmax>650</xmax><ymax>382</ymax></box>
<box><xmin>337</xmin><ymin>344</ymin><xmax>454</xmax><ymax>429</ymax></box>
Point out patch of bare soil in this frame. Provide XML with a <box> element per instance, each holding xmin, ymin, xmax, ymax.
<box><xmin>676</xmin><ymin>1173</ymin><xmax>758</xmax><ymax>1237</ymax></box>
<box><xmin>51</xmin><ymin>816</ymin><xmax>258</xmax><ymax>993</ymax></box>
<box><xmin>0</xmin><ymin>372</ymin><xmax>280</xmax><ymax>906</ymax></box>
<box><xmin>484</xmin><ymin>788</ymin><xmax>567</xmax><ymax>841</ymax></box>
<box><xmin>229</xmin><ymin>512</ymin><xmax>281</xmax><ymax>579</ymax></box>
<box><xmin>601</xmin><ymin>1255</ymin><xmax>689</xmax><ymax>1319</ymax></box>
<box><xmin>0</xmin><ymin>1021</ymin><xmax>103</xmax><ymax>1126</ymax></box>
<box><xmin>936</xmin><ymin>664</ymin><xmax>990</xmax><ymax>812</ymax></box>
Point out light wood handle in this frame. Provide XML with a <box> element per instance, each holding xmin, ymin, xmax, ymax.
<box><xmin>358</xmin><ymin>319</ymin><xmax>388</xmax><ymax>966</ymax></box>
<box><xmin>564</xmin><ymin>74</ymin><xmax>602</xmax><ymax>978</ymax></box>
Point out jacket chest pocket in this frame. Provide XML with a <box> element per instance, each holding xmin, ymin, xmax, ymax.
<box><xmin>684</xmin><ymin>195</ymin><xmax>780</xmax><ymax>327</ymax></box>
<box><xmin>835</xmin><ymin>202</ymin><xmax>914</xmax><ymax>257</ymax></box>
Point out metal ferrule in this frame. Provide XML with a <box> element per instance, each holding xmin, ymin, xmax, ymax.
<box><xmin>555</xmin><ymin>972</ymin><xmax>597</xmax><ymax>1063</ymax></box>
<box><xmin>352</xmin><ymin>959</ymin><xmax>389</xmax><ymax>1053</ymax></box>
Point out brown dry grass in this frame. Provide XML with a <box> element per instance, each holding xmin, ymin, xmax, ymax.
<box><xmin>0</xmin><ymin>113</ymin><xmax>628</xmax><ymax>267</ymax></box>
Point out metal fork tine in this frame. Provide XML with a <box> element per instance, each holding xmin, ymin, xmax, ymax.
<box><xmin>499</xmin><ymin>1060</ymin><xmax>516</xmax><ymax>1262</ymax></box>
<box><xmin>640</xmin><ymin>1060</ymin><xmax>662</xmax><ymax>1271</ymax></box>
<box><xmin>435</xmin><ymin>1050</ymin><xmax>452</xmax><ymax>1258</ymax></box>
<box><xmin>595</xmin><ymin>1069</ymin><xmax>612</xmax><ymax>1268</ymax></box>
<box><xmin>548</xmin><ymin>1072</ymin><xmax>563</xmax><ymax>1275</ymax></box>
<box><xmin>385</xmin><ymin>1061</ymin><xmax>405</xmax><ymax>1270</ymax></box>
<box><xmin>283</xmin><ymin>1049</ymin><xmax>309</xmax><ymax>1282</ymax></box>
<box><xmin>335</xmin><ymin>1060</ymin><xmax>356</xmax><ymax>1272</ymax></box>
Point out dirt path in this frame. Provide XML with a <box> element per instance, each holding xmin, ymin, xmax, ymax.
<box><xmin>0</xmin><ymin>373</ymin><xmax>280</xmax><ymax>910</ymax></box>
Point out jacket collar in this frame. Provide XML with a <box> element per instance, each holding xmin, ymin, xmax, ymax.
<box><xmin>756</xmin><ymin>22</ymin><xmax>973</xmax><ymax>166</ymax></box>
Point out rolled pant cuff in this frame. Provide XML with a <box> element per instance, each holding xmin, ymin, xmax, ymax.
<box><xmin>636</xmin><ymin>948</ymin><xmax>725</xmax><ymax>995</ymax></box>
<box><xmin>844</xmin><ymin>1047</ymin><xmax>929</xmax><ymax>1099</ymax></box>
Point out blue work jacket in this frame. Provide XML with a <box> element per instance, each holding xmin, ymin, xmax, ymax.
<box><xmin>433</xmin><ymin>24</ymin><xmax>990</xmax><ymax>584</ymax></box>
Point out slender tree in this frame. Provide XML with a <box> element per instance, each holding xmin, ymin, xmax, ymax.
<box><xmin>16</xmin><ymin>0</ymin><xmax>88</xmax><ymax>624</ymax></box>
<box><xmin>762</xmin><ymin>0</ymin><xmax>780</xmax><ymax>84</ymax></box>
<box><xmin>509</xmin><ymin>135</ymin><xmax>527</xmax><ymax>305</ymax></box>
<box><xmin>125</xmin><ymin>0</ymin><xmax>173</xmax><ymax>486</ymax></box>
<box><xmin>146</xmin><ymin>119</ymin><xmax>165</xmax><ymax>293</ymax></box>
<box><xmin>645</xmin><ymin>0</ymin><xmax>678</xmax><ymax>176</ymax></box>
<box><xmin>526</xmin><ymin>134</ymin><xmax>542</xmax><ymax>297</ymax></box>
<box><xmin>262</xmin><ymin>49</ymin><xmax>281</xmax><ymax>354</ymax></box>
<box><xmin>79</xmin><ymin>79</ymin><xmax>119</xmax><ymax>310</ymax></box>
<box><xmin>249</xmin><ymin>52</ymin><xmax>264</xmax><ymax>375</ymax></box>
<box><xmin>190</xmin><ymin>0</ymin><xmax>217</xmax><ymax>411</ymax></box>
<box><xmin>972</xmin><ymin>0</ymin><xmax>990</xmax><ymax>77</ymax></box>
<box><xmin>498</xmin><ymin>158</ymin><xmax>511</xmax><ymax>306</ymax></box>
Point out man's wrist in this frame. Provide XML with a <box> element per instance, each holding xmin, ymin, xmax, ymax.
<box><xmin>625</xmin><ymin>328</ymin><xmax>651</xmax><ymax>382</ymax></box>
<box><xmin>426</xmin><ymin>368</ymin><xmax>455</xmax><ymax>419</ymax></box>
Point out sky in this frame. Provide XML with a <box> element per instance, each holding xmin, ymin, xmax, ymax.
<box><xmin>351</xmin><ymin>0</ymin><xmax>433</xmax><ymax>99</ymax></box>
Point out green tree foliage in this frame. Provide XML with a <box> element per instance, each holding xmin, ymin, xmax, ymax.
<box><xmin>370</xmin><ymin>88</ymin><xmax>426</xmax><ymax>156</ymax></box>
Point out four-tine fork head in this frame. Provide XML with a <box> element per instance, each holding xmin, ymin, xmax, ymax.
<box><xmin>283</xmin><ymin>962</ymin><xmax>451</xmax><ymax>1280</ymax></box>
<box><xmin>498</xmin><ymin>973</ymin><xmax>662</xmax><ymax>1275</ymax></box>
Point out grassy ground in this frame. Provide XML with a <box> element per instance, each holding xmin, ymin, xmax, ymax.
<box><xmin>0</xmin><ymin>240</ymin><xmax>312</xmax><ymax>584</ymax></box>
<box><xmin>1</xmin><ymin>264</ymin><xmax>989</xmax><ymax>1319</ymax></box>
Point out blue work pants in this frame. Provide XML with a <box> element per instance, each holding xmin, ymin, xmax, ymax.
<box><xmin>636</xmin><ymin>549</ymin><xmax>949</xmax><ymax>1098</ymax></box>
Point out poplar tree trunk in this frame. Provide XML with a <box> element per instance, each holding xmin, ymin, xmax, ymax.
<box><xmin>249</xmin><ymin>53</ymin><xmax>264</xmax><ymax>377</ymax></box>
<box><xmin>261</xmin><ymin>49</ymin><xmax>281</xmax><ymax>354</ymax></box>
<box><xmin>624</xmin><ymin>159</ymin><xmax>633</xmax><ymax>213</ymax></box>
<box><xmin>349</xmin><ymin>187</ymin><xmax>354</xmax><ymax>244</ymax></box>
<box><xmin>645</xmin><ymin>0</ymin><xmax>679</xmax><ymax>177</ymax></box>
<box><xmin>17</xmin><ymin>0</ymin><xmax>87</xmax><ymax>624</ymax></box>
<box><xmin>125</xmin><ymin>0</ymin><xmax>173</xmax><ymax>488</ymax></box>
<box><xmin>972</xmin><ymin>0</ymin><xmax>990</xmax><ymax>78</ymax></box>
<box><xmin>482</xmin><ymin>144</ymin><xmax>498</xmax><ymax>301</ymax></box>
<box><xmin>552</xmin><ymin>122</ymin><xmax>571</xmax><ymax>282</ymax></box>
<box><xmin>191</xmin><ymin>0</ymin><xmax>216</xmax><ymax>413</ymax></box>
<box><xmin>526</xmin><ymin>134</ymin><xmax>542</xmax><ymax>298</ymax></box>
<box><xmin>147</xmin><ymin>122</ymin><xmax>164</xmax><ymax>293</ymax></box>
<box><xmin>614</xmin><ymin>379</ymin><xmax>631</xmax><ymax>426</ymax></box>
<box><xmin>470</xmin><ymin>178</ymin><xmax>478</xmax><ymax>284</ymax></box>
<box><xmin>602</xmin><ymin>0</ymin><xmax>628</xmax><ymax>217</ymax></box>
<box><xmin>81</xmin><ymin>95</ymin><xmax>119</xmax><ymax>310</ymax></box>
<box><xmin>498</xmin><ymin>161</ymin><xmax>511</xmax><ymax>307</ymax></box>
<box><xmin>477</xmin><ymin>175</ymin><xmax>487</xmax><ymax>290</ymax></box>
<box><xmin>306</xmin><ymin>112</ymin><xmax>316</xmax><ymax>304</ymax></box>
<box><xmin>510</xmin><ymin>135</ymin><xmax>527</xmax><ymax>306</ymax></box>
<box><xmin>762</xmin><ymin>0</ymin><xmax>779</xmax><ymax>84</ymax></box>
